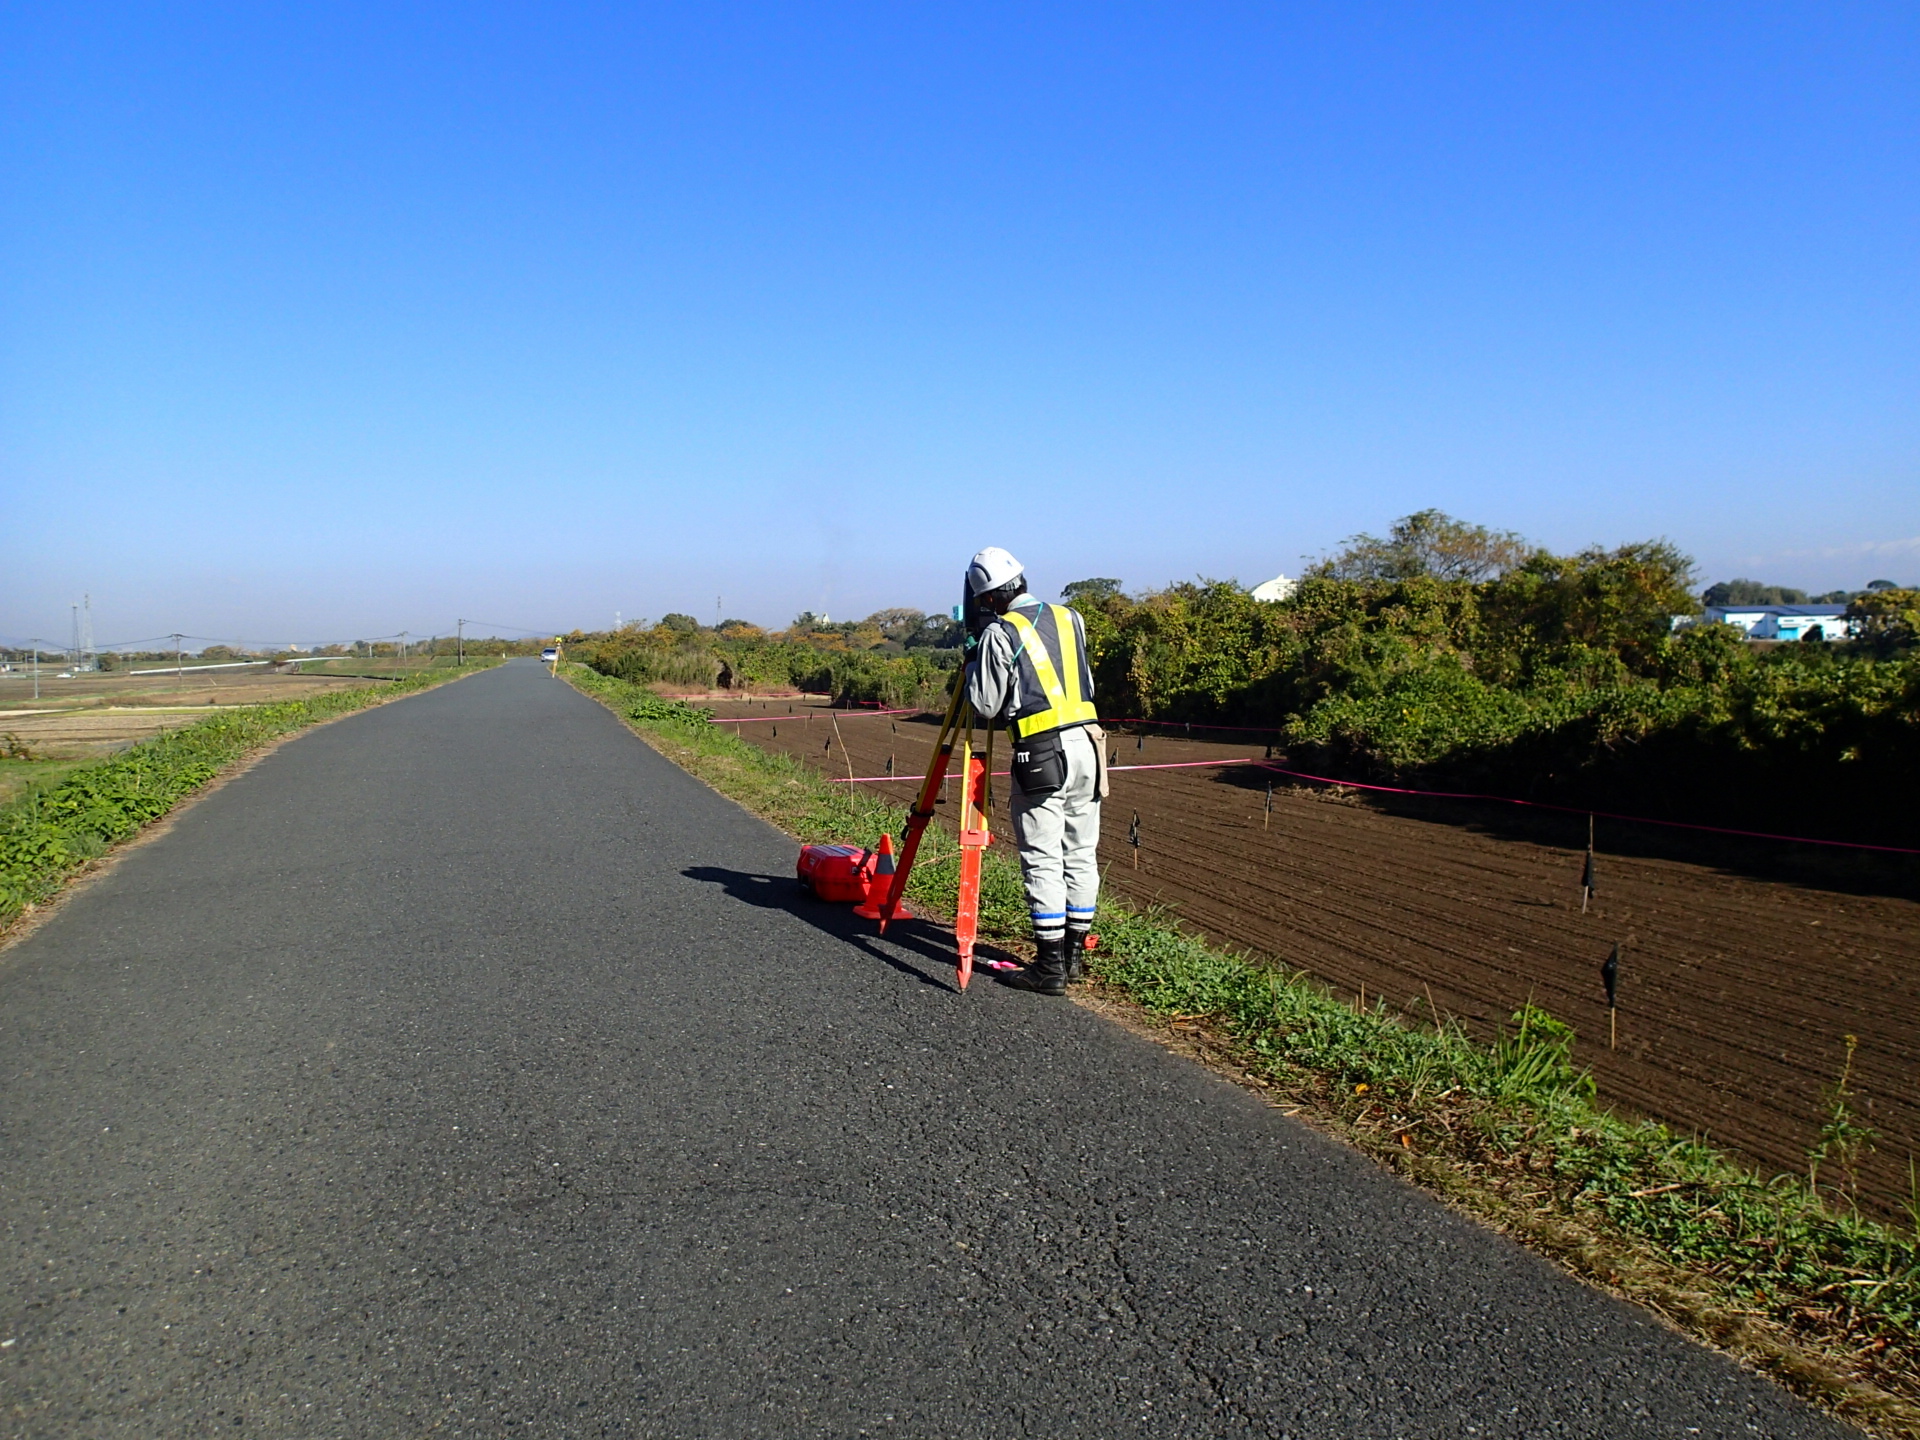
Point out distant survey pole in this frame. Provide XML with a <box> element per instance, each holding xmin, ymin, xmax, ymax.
<box><xmin>171</xmin><ymin>633</ymin><xmax>184</xmax><ymax>678</ymax></box>
<box><xmin>457</xmin><ymin>619</ymin><xmax>466</xmax><ymax>666</ymax></box>
<box><xmin>32</xmin><ymin>644</ymin><xmax>40</xmax><ymax>700</ymax></box>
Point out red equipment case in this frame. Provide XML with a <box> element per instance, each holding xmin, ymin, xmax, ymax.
<box><xmin>796</xmin><ymin>843</ymin><xmax>881</xmax><ymax>903</ymax></box>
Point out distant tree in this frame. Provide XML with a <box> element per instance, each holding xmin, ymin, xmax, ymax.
<box><xmin>1867</xmin><ymin>579</ymin><xmax>1899</xmax><ymax>591</ymax></box>
<box><xmin>1307</xmin><ymin>510</ymin><xmax>1532</xmax><ymax>583</ymax></box>
<box><xmin>905</xmin><ymin>614</ymin><xmax>963</xmax><ymax>649</ymax></box>
<box><xmin>1810</xmin><ymin>591</ymin><xmax>1855</xmax><ymax>604</ymax></box>
<box><xmin>1845</xmin><ymin>587</ymin><xmax>1919</xmax><ymax>656</ymax></box>
<box><xmin>791</xmin><ymin>610</ymin><xmax>823</xmax><ymax>630</ymax></box>
<box><xmin>864</xmin><ymin>607</ymin><xmax>926</xmax><ymax>642</ymax></box>
<box><xmin>660</xmin><ymin>613</ymin><xmax>701</xmax><ymax>633</ymax></box>
<box><xmin>1702</xmin><ymin>579</ymin><xmax>1809</xmax><ymax>606</ymax></box>
<box><xmin>1062</xmin><ymin>578</ymin><xmax>1125</xmax><ymax>604</ymax></box>
<box><xmin>1486</xmin><ymin>540</ymin><xmax>1699</xmax><ymax>671</ymax></box>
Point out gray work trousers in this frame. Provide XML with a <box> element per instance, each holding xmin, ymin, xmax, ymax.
<box><xmin>1010</xmin><ymin>725</ymin><xmax>1101</xmax><ymax>942</ymax></box>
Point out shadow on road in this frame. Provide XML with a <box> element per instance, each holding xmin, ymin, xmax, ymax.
<box><xmin>681</xmin><ymin>866</ymin><xmax>1021</xmax><ymax>994</ymax></box>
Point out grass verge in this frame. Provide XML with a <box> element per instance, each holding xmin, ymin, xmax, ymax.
<box><xmin>568</xmin><ymin>664</ymin><xmax>1920</xmax><ymax>1435</ymax></box>
<box><xmin>0</xmin><ymin>662</ymin><xmax>498</xmax><ymax>926</ymax></box>
<box><xmin>0</xmin><ymin>756</ymin><xmax>90</xmax><ymax>809</ymax></box>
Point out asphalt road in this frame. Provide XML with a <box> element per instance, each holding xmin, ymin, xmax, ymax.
<box><xmin>1</xmin><ymin>660</ymin><xmax>1851</xmax><ymax>1438</ymax></box>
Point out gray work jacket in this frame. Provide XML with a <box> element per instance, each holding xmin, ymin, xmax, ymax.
<box><xmin>963</xmin><ymin>595</ymin><xmax>1096</xmax><ymax>729</ymax></box>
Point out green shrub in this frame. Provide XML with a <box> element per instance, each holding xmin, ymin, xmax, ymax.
<box><xmin>1067</xmin><ymin>557</ymin><xmax>1920</xmax><ymax>844</ymax></box>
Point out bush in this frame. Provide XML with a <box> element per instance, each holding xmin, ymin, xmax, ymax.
<box><xmin>577</xmin><ymin>627</ymin><xmax>959</xmax><ymax>708</ymax></box>
<box><xmin>1066</xmin><ymin>548</ymin><xmax>1919</xmax><ymax>845</ymax></box>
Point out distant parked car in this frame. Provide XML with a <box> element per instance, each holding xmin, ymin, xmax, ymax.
<box><xmin>540</xmin><ymin>648</ymin><xmax>559</xmax><ymax>663</ymax></box>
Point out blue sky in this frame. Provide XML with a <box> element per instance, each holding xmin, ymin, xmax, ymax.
<box><xmin>3</xmin><ymin>2</ymin><xmax>1915</xmax><ymax>646</ymax></box>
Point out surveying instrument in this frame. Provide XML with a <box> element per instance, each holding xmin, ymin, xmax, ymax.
<box><xmin>871</xmin><ymin>596</ymin><xmax>998</xmax><ymax>990</ymax></box>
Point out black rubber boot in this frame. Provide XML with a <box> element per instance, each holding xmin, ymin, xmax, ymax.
<box><xmin>1003</xmin><ymin>934</ymin><xmax>1069</xmax><ymax>995</ymax></box>
<box><xmin>1064</xmin><ymin>924</ymin><xmax>1091</xmax><ymax>984</ymax></box>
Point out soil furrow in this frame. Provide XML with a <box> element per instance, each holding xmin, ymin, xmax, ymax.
<box><xmin>707</xmin><ymin>694</ymin><xmax>1920</xmax><ymax>1217</ymax></box>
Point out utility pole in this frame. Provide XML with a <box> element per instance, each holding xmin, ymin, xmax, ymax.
<box><xmin>32</xmin><ymin>644</ymin><xmax>39</xmax><ymax>700</ymax></box>
<box><xmin>457</xmin><ymin>619</ymin><xmax>466</xmax><ymax>666</ymax></box>
<box><xmin>172</xmin><ymin>633</ymin><xmax>184</xmax><ymax>678</ymax></box>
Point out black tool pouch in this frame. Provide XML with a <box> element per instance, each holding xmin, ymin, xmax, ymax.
<box><xmin>1011</xmin><ymin>729</ymin><xmax>1068</xmax><ymax>799</ymax></box>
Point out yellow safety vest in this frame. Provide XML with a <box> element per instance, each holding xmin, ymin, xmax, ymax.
<box><xmin>1000</xmin><ymin>604</ymin><xmax>1100</xmax><ymax>740</ymax></box>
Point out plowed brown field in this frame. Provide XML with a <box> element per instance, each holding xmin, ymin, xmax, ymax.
<box><xmin>701</xmin><ymin>693</ymin><xmax>1920</xmax><ymax>1219</ymax></box>
<box><xmin>0</xmin><ymin>666</ymin><xmax>416</xmax><ymax>760</ymax></box>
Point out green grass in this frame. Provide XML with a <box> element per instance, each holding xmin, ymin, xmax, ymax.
<box><xmin>0</xmin><ymin>662</ymin><xmax>495</xmax><ymax>922</ymax></box>
<box><xmin>567</xmin><ymin>662</ymin><xmax>1920</xmax><ymax>1434</ymax></box>
<box><xmin>0</xmin><ymin>757</ymin><xmax>91</xmax><ymax>808</ymax></box>
<box><xmin>286</xmin><ymin>656</ymin><xmax>480</xmax><ymax>679</ymax></box>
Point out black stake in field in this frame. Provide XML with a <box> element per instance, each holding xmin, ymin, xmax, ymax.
<box><xmin>1602</xmin><ymin>942</ymin><xmax>1621</xmax><ymax>1050</ymax></box>
<box><xmin>1581</xmin><ymin>814</ymin><xmax>1596</xmax><ymax>914</ymax></box>
<box><xmin>832</xmin><ymin>715</ymin><xmax>854</xmax><ymax>815</ymax></box>
<box><xmin>1129</xmin><ymin>811</ymin><xmax>1141</xmax><ymax>868</ymax></box>
<box><xmin>1264</xmin><ymin>782</ymin><xmax>1273</xmax><ymax>832</ymax></box>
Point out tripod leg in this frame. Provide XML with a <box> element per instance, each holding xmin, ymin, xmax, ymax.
<box><xmin>877</xmin><ymin>669</ymin><xmax>968</xmax><ymax>932</ymax></box>
<box><xmin>954</xmin><ymin>748</ymin><xmax>988</xmax><ymax>990</ymax></box>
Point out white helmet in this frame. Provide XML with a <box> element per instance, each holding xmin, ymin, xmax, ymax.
<box><xmin>967</xmin><ymin>546</ymin><xmax>1025</xmax><ymax>596</ymax></box>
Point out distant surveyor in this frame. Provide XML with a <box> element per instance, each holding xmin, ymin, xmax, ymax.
<box><xmin>962</xmin><ymin>546</ymin><xmax>1109</xmax><ymax>995</ymax></box>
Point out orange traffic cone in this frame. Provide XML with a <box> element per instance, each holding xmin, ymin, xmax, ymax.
<box><xmin>853</xmin><ymin>833</ymin><xmax>897</xmax><ymax>920</ymax></box>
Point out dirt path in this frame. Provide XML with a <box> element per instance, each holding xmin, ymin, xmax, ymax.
<box><xmin>708</xmin><ymin>694</ymin><xmax>1920</xmax><ymax>1219</ymax></box>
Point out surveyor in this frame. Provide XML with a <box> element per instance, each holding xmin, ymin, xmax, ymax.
<box><xmin>962</xmin><ymin>546</ymin><xmax>1109</xmax><ymax>995</ymax></box>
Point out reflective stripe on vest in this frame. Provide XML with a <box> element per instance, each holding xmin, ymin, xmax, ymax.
<box><xmin>1001</xmin><ymin>604</ymin><xmax>1099</xmax><ymax>740</ymax></box>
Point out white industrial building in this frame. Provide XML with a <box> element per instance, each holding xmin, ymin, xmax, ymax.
<box><xmin>1687</xmin><ymin>604</ymin><xmax>1852</xmax><ymax>641</ymax></box>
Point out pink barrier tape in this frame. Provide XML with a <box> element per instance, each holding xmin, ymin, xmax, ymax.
<box><xmin>1113</xmin><ymin>758</ymin><xmax>1260</xmax><ymax>773</ymax></box>
<box><xmin>708</xmin><ymin>707</ymin><xmax>920</xmax><ymax>724</ymax></box>
<box><xmin>1103</xmin><ymin>716</ymin><xmax>1281</xmax><ymax>733</ymax></box>
<box><xmin>819</xmin><ymin>751</ymin><xmax>1919</xmax><ymax>855</ymax></box>
<box><xmin>1249</xmin><ymin>761</ymin><xmax>1920</xmax><ymax>856</ymax></box>
<box><xmin>826</xmin><ymin>757</ymin><xmax>1261</xmax><ymax>784</ymax></box>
